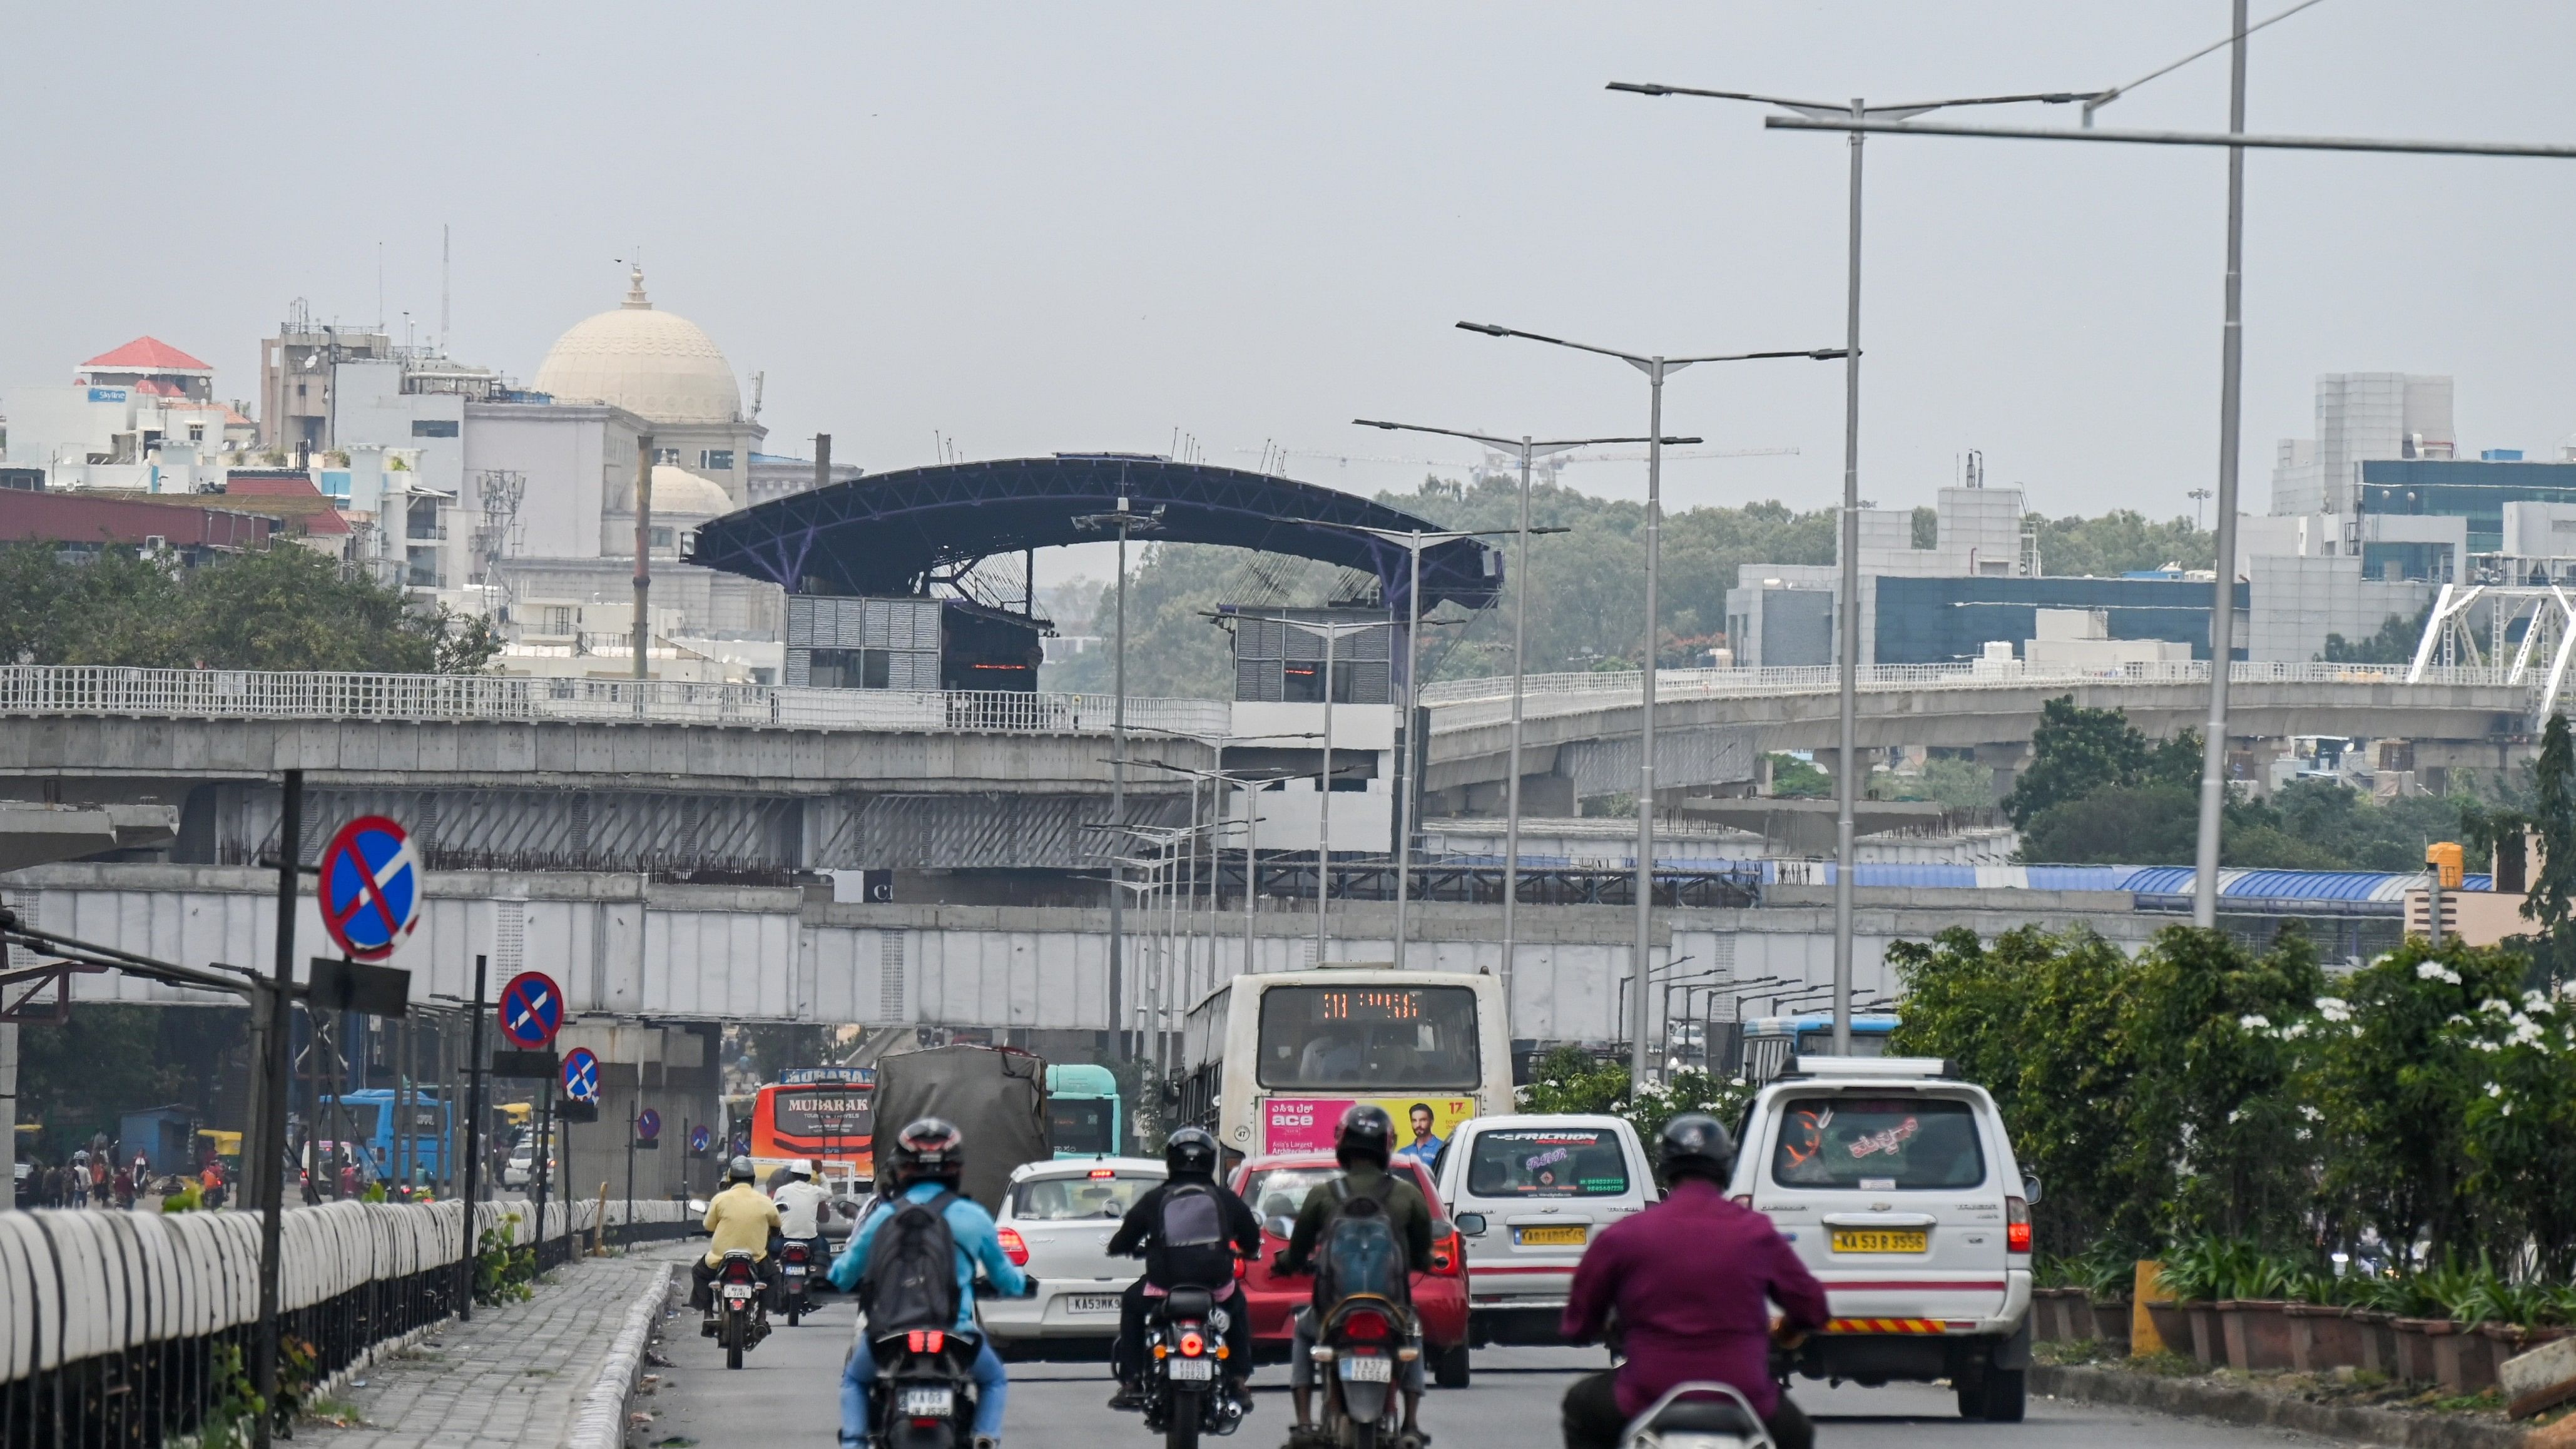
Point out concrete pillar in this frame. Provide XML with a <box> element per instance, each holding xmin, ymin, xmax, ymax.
<box><xmin>1</xmin><ymin>1024</ymin><xmax>16</xmax><ymax>1202</ymax></box>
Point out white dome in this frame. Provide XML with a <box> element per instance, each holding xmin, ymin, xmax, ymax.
<box><xmin>648</xmin><ymin>465</ymin><xmax>735</xmax><ymax>517</ymax></box>
<box><xmin>531</xmin><ymin>268</ymin><xmax>742</xmax><ymax>425</ymax></box>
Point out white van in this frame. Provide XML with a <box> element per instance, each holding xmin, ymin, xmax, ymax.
<box><xmin>1432</xmin><ymin>1114</ymin><xmax>1655</xmax><ymax>1350</ymax></box>
<box><xmin>1729</xmin><ymin>1056</ymin><xmax>2037</xmax><ymax>1421</ymax></box>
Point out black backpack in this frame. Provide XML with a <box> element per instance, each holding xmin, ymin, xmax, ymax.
<box><xmin>1146</xmin><ymin>1182</ymin><xmax>1235</xmax><ymax>1289</ymax></box>
<box><xmin>1314</xmin><ymin>1176</ymin><xmax>1409</xmax><ymax>1310</ymax></box>
<box><xmin>861</xmin><ymin>1190</ymin><xmax>961</xmax><ymax>1335</ymax></box>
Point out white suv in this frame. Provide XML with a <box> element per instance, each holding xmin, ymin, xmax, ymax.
<box><xmin>1728</xmin><ymin>1055</ymin><xmax>2036</xmax><ymax>1421</ymax></box>
<box><xmin>1433</xmin><ymin>1114</ymin><xmax>1655</xmax><ymax>1351</ymax></box>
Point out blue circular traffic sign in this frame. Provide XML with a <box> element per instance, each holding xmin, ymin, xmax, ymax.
<box><xmin>497</xmin><ymin>972</ymin><xmax>564</xmax><ymax>1049</ymax></box>
<box><xmin>317</xmin><ymin>815</ymin><xmax>423</xmax><ymax>962</ymax></box>
<box><xmin>636</xmin><ymin>1108</ymin><xmax>661</xmax><ymax>1141</ymax></box>
<box><xmin>563</xmin><ymin>1047</ymin><xmax>600</xmax><ymax>1102</ymax></box>
<box><xmin>690</xmin><ymin>1125</ymin><xmax>712</xmax><ymax>1154</ymax></box>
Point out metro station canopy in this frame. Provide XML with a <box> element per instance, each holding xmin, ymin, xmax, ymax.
<box><xmin>686</xmin><ymin>454</ymin><xmax>1503</xmax><ymax>613</ymax></box>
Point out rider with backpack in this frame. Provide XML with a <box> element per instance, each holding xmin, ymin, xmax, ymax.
<box><xmin>825</xmin><ymin>1117</ymin><xmax>1027</xmax><ymax>1449</ymax></box>
<box><xmin>1104</xmin><ymin>1126</ymin><xmax>1265</xmax><ymax>1412</ymax></box>
<box><xmin>1275</xmin><ymin>1105</ymin><xmax>1435</xmax><ymax>1448</ymax></box>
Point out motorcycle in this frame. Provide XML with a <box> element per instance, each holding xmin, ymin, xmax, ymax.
<box><xmin>711</xmin><ymin>1248</ymin><xmax>771</xmax><ymax>1370</ymax></box>
<box><xmin>1617</xmin><ymin>1382</ymin><xmax>1774</xmax><ymax>1449</ymax></box>
<box><xmin>1310</xmin><ymin>1294</ymin><xmax>1413</xmax><ymax>1449</ymax></box>
<box><xmin>1143</xmin><ymin>1285</ymin><xmax>1246</xmax><ymax>1449</ymax></box>
<box><xmin>870</xmin><ymin>1327</ymin><xmax>980</xmax><ymax>1449</ymax></box>
<box><xmin>778</xmin><ymin>1239</ymin><xmax>814</xmax><ymax>1326</ymax></box>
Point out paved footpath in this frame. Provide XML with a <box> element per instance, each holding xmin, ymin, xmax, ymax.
<box><xmin>299</xmin><ymin>1242</ymin><xmax>694</xmax><ymax>1449</ymax></box>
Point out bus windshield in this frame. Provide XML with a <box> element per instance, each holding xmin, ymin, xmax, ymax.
<box><xmin>1050</xmin><ymin>1097</ymin><xmax>1115</xmax><ymax>1155</ymax></box>
<box><xmin>1257</xmin><ymin>984</ymin><xmax>1479</xmax><ymax>1090</ymax></box>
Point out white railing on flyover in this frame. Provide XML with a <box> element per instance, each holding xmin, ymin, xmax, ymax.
<box><xmin>0</xmin><ymin>665</ymin><xmax>1233</xmax><ymax>738</ymax></box>
<box><xmin>1420</xmin><ymin>659</ymin><xmax>2522</xmax><ymax>711</ymax></box>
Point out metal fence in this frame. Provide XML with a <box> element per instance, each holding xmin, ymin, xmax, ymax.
<box><xmin>0</xmin><ymin>666</ymin><xmax>1231</xmax><ymax>740</ymax></box>
<box><xmin>1420</xmin><ymin>659</ymin><xmax>2522</xmax><ymax>713</ymax></box>
<box><xmin>0</xmin><ymin>1197</ymin><xmax>691</xmax><ymax>1448</ymax></box>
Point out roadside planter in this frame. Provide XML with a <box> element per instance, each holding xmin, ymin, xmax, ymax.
<box><xmin>2283</xmin><ymin>1303</ymin><xmax>2365</xmax><ymax>1375</ymax></box>
<box><xmin>2091</xmin><ymin>1296</ymin><xmax>2132</xmax><ymax>1357</ymax></box>
<box><xmin>2390</xmin><ymin>1318</ymin><xmax>2447</xmax><ymax>1386</ymax></box>
<box><xmin>2216</xmin><ymin>1299</ymin><xmax>2294</xmax><ymax>1372</ymax></box>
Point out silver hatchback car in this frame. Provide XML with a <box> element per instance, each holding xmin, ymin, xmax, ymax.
<box><xmin>979</xmin><ymin>1157</ymin><xmax>1166</xmax><ymax>1358</ymax></box>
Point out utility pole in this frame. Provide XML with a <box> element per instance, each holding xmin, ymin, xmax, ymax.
<box><xmin>632</xmin><ymin>434</ymin><xmax>654</xmax><ymax>684</ymax></box>
<box><xmin>457</xmin><ymin>955</ymin><xmax>487</xmax><ymax>1319</ymax></box>
<box><xmin>252</xmin><ymin>769</ymin><xmax>301</xmax><ymax>1449</ymax></box>
<box><xmin>1074</xmin><ymin>497</ymin><xmax>1161</xmax><ymax>1063</ymax></box>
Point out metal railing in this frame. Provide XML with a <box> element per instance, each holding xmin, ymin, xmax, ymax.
<box><xmin>0</xmin><ymin>666</ymin><xmax>1233</xmax><ymax>739</ymax></box>
<box><xmin>1420</xmin><ymin>659</ymin><xmax>2523</xmax><ymax>714</ymax></box>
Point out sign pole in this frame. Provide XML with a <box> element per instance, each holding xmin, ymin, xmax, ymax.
<box><xmin>625</xmin><ymin>1097</ymin><xmax>636</xmax><ymax>1240</ymax></box>
<box><xmin>253</xmin><ymin>768</ymin><xmax>300</xmax><ymax>1449</ymax></box>
<box><xmin>535</xmin><ymin>1074</ymin><xmax>553</xmax><ymax>1262</ymax></box>
<box><xmin>457</xmin><ymin>954</ymin><xmax>487</xmax><ymax>1320</ymax></box>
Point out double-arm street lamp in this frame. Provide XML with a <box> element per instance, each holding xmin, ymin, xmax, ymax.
<box><xmin>1349</xmin><ymin>419</ymin><xmax>1680</xmax><ymax>1022</ymax></box>
<box><xmin>1456</xmin><ymin>321</ymin><xmax>1844</xmax><ymax>1089</ymax></box>
<box><xmin>1073</xmin><ymin>497</ymin><xmax>1163</xmax><ymax>1060</ymax></box>
<box><xmin>1606</xmin><ymin>83</ymin><xmax>2097</xmax><ymax>1055</ymax></box>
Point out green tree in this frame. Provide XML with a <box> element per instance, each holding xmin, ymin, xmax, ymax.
<box><xmin>2025</xmin><ymin>511</ymin><xmax>2214</xmax><ymax>577</ymax></box>
<box><xmin>2320</xmin><ymin>603</ymin><xmax>2433</xmax><ymax>664</ymax></box>
<box><xmin>2458</xmin><ymin>977</ymin><xmax>2576</xmax><ymax>1277</ymax></box>
<box><xmin>2525</xmin><ymin>714</ymin><xmax>2576</xmax><ymax>987</ymax></box>
<box><xmin>13</xmin><ymin>1004</ymin><xmax>193</xmax><ymax>1155</ymax></box>
<box><xmin>1766</xmin><ymin>753</ymin><xmax>1833</xmax><ymax>799</ymax></box>
<box><xmin>2002</xmin><ymin>698</ymin><xmax>2197</xmax><ymax>828</ymax></box>
<box><xmin>2016</xmin><ymin>784</ymin><xmax>2201</xmax><ymax>865</ymax></box>
<box><xmin>0</xmin><ymin>542</ymin><xmax>499</xmax><ymax>673</ymax></box>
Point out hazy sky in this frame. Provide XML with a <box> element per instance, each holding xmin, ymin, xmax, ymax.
<box><xmin>9</xmin><ymin>3</ymin><xmax>2575</xmax><ymax>586</ymax></box>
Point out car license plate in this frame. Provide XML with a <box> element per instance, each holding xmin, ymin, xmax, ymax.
<box><xmin>1337</xmin><ymin>1355</ymin><xmax>1393</xmax><ymax>1383</ymax></box>
<box><xmin>1066</xmin><ymin>1294</ymin><xmax>1121</xmax><ymax>1314</ymax></box>
<box><xmin>1515</xmin><ymin>1225</ymin><xmax>1587</xmax><ymax>1247</ymax></box>
<box><xmin>1168</xmin><ymin>1357</ymin><xmax>1216</xmax><ymax>1381</ymax></box>
<box><xmin>1830</xmin><ymin>1228</ymin><xmax>1929</xmax><ymax>1254</ymax></box>
<box><xmin>898</xmin><ymin>1386</ymin><xmax>954</xmax><ymax>1416</ymax></box>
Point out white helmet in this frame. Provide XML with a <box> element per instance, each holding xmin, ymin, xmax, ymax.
<box><xmin>789</xmin><ymin>1159</ymin><xmax>815</xmax><ymax>1179</ymax></box>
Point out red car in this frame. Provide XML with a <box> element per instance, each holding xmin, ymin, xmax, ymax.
<box><xmin>1229</xmin><ymin>1153</ymin><xmax>1472</xmax><ymax>1388</ymax></box>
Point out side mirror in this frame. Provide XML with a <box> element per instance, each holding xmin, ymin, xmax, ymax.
<box><xmin>1266</xmin><ymin>1214</ymin><xmax>1296</xmax><ymax>1239</ymax></box>
<box><xmin>2022</xmin><ymin>1175</ymin><xmax>2044</xmax><ymax>1206</ymax></box>
<box><xmin>1454</xmin><ymin>1212</ymin><xmax>1487</xmax><ymax>1237</ymax></box>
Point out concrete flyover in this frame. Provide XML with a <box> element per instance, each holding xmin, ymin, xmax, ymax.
<box><xmin>1420</xmin><ymin>661</ymin><xmax>2537</xmax><ymax>810</ymax></box>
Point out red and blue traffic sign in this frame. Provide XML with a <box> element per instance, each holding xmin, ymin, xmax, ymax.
<box><xmin>690</xmin><ymin>1124</ymin><xmax>712</xmax><ymax>1154</ymax></box>
<box><xmin>317</xmin><ymin>815</ymin><xmax>423</xmax><ymax>962</ymax></box>
<box><xmin>636</xmin><ymin>1108</ymin><xmax>661</xmax><ymax>1141</ymax></box>
<box><xmin>497</xmin><ymin>971</ymin><xmax>564</xmax><ymax>1049</ymax></box>
<box><xmin>563</xmin><ymin>1047</ymin><xmax>601</xmax><ymax>1102</ymax></box>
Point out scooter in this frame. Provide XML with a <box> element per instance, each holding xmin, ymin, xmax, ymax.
<box><xmin>1310</xmin><ymin>1294</ymin><xmax>1412</xmax><ymax>1449</ymax></box>
<box><xmin>870</xmin><ymin>1328</ymin><xmax>980</xmax><ymax>1449</ymax></box>
<box><xmin>778</xmin><ymin>1238</ymin><xmax>814</xmax><ymax>1326</ymax></box>
<box><xmin>1617</xmin><ymin>1382</ymin><xmax>1775</xmax><ymax>1449</ymax></box>
<box><xmin>710</xmin><ymin>1249</ymin><xmax>771</xmax><ymax>1370</ymax></box>
<box><xmin>1143</xmin><ymin>1286</ymin><xmax>1246</xmax><ymax>1449</ymax></box>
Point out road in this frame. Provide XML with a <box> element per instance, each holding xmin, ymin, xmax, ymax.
<box><xmin>643</xmin><ymin>1291</ymin><xmax>2358</xmax><ymax>1448</ymax></box>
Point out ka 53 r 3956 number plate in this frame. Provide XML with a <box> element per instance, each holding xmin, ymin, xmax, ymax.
<box><xmin>1830</xmin><ymin>1228</ymin><xmax>1929</xmax><ymax>1254</ymax></box>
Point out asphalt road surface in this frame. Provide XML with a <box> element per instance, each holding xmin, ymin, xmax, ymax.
<box><xmin>643</xmin><ymin>1292</ymin><xmax>2358</xmax><ymax>1448</ymax></box>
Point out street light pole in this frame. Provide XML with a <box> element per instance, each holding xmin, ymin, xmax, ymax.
<box><xmin>1074</xmin><ymin>498</ymin><xmax>1162</xmax><ymax>1060</ymax></box>
<box><xmin>1455</xmin><ymin>323</ymin><xmax>1844</xmax><ymax>1088</ymax></box>
<box><xmin>1350</xmin><ymin>420</ymin><xmax>1656</xmax><ymax>1017</ymax></box>
<box><xmin>1608</xmin><ymin>81</ymin><xmax>2097</xmax><ymax>1053</ymax></box>
<box><xmin>1278</xmin><ymin>616</ymin><xmax>1385</xmax><ymax>966</ymax></box>
<box><xmin>2194</xmin><ymin>0</ymin><xmax>2251</xmax><ymax>930</ymax></box>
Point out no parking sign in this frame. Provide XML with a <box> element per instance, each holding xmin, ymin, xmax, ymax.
<box><xmin>317</xmin><ymin>816</ymin><xmax>422</xmax><ymax>962</ymax></box>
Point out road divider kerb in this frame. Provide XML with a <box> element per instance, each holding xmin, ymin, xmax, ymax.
<box><xmin>564</xmin><ymin>1261</ymin><xmax>676</xmax><ymax>1449</ymax></box>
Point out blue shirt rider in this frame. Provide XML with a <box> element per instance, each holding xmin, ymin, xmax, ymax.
<box><xmin>827</xmin><ymin>1119</ymin><xmax>1027</xmax><ymax>1449</ymax></box>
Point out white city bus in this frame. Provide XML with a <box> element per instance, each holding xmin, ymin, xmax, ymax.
<box><xmin>1180</xmin><ymin>966</ymin><xmax>1513</xmax><ymax>1166</ymax></box>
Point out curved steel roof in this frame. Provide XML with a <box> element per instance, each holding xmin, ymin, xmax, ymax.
<box><xmin>687</xmin><ymin>455</ymin><xmax>1502</xmax><ymax>611</ymax></box>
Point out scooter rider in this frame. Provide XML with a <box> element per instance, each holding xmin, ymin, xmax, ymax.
<box><xmin>693</xmin><ymin>1155</ymin><xmax>785</xmax><ymax>1321</ymax></box>
<box><xmin>1104</xmin><ymin>1126</ymin><xmax>1263</xmax><ymax>1412</ymax></box>
<box><xmin>1276</xmin><ymin>1105</ymin><xmax>1433</xmax><ymax>1448</ymax></box>
<box><xmin>1559</xmin><ymin>1114</ymin><xmax>1830</xmax><ymax>1449</ymax></box>
<box><xmin>826</xmin><ymin>1117</ymin><xmax>1026</xmax><ymax>1449</ymax></box>
<box><xmin>771</xmin><ymin>1158</ymin><xmax>837</xmax><ymax>1266</ymax></box>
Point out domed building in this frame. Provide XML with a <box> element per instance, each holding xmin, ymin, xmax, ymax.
<box><xmin>529</xmin><ymin>267</ymin><xmax>761</xmax><ymax>512</ymax></box>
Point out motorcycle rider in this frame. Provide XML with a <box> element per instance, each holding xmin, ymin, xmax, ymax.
<box><xmin>1559</xmin><ymin>1114</ymin><xmax>1830</xmax><ymax>1449</ymax></box>
<box><xmin>771</xmin><ymin>1158</ymin><xmax>837</xmax><ymax>1274</ymax></box>
<box><xmin>827</xmin><ymin>1117</ymin><xmax>1026</xmax><ymax>1449</ymax></box>
<box><xmin>1275</xmin><ymin>1105</ymin><xmax>1433</xmax><ymax>1448</ymax></box>
<box><xmin>693</xmin><ymin>1154</ymin><xmax>785</xmax><ymax>1323</ymax></box>
<box><xmin>1104</xmin><ymin>1126</ymin><xmax>1263</xmax><ymax>1413</ymax></box>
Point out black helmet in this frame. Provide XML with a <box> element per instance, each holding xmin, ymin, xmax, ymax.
<box><xmin>1658</xmin><ymin>1114</ymin><xmax>1735</xmax><ymax>1183</ymax></box>
<box><xmin>1334</xmin><ymin>1104</ymin><xmax>1393</xmax><ymax>1168</ymax></box>
<box><xmin>1164</xmin><ymin>1127</ymin><xmax>1220</xmax><ymax>1181</ymax></box>
<box><xmin>727</xmin><ymin>1154</ymin><xmax>756</xmax><ymax>1183</ymax></box>
<box><xmin>892</xmin><ymin>1117</ymin><xmax>965</xmax><ymax>1186</ymax></box>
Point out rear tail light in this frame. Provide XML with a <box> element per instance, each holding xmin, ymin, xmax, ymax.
<box><xmin>906</xmin><ymin>1328</ymin><xmax>949</xmax><ymax>1354</ymax></box>
<box><xmin>1342</xmin><ymin>1310</ymin><xmax>1391</xmax><ymax>1342</ymax></box>
<box><xmin>1178</xmin><ymin>1330</ymin><xmax>1206</xmax><ymax>1357</ymax></box>
<box><xmin>1233</xmin><ymin>1254</ymin><xmax>1249</xmax><ymax>1280</ymax></box>
<box><xmin>997</xmin><ymin>1226</ymin><xmax>1029</xmax><ymax>1266</ymax></box>
<box><xmin>1430</xmin><ymin>1231</ymin><xmax>1464</xmax><ymax>1277</ymax></box>
<box><xmin>2005</xmin><ymin>1196</ymin><xmax>2031</xmax><ymax>1255</ymax></box>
